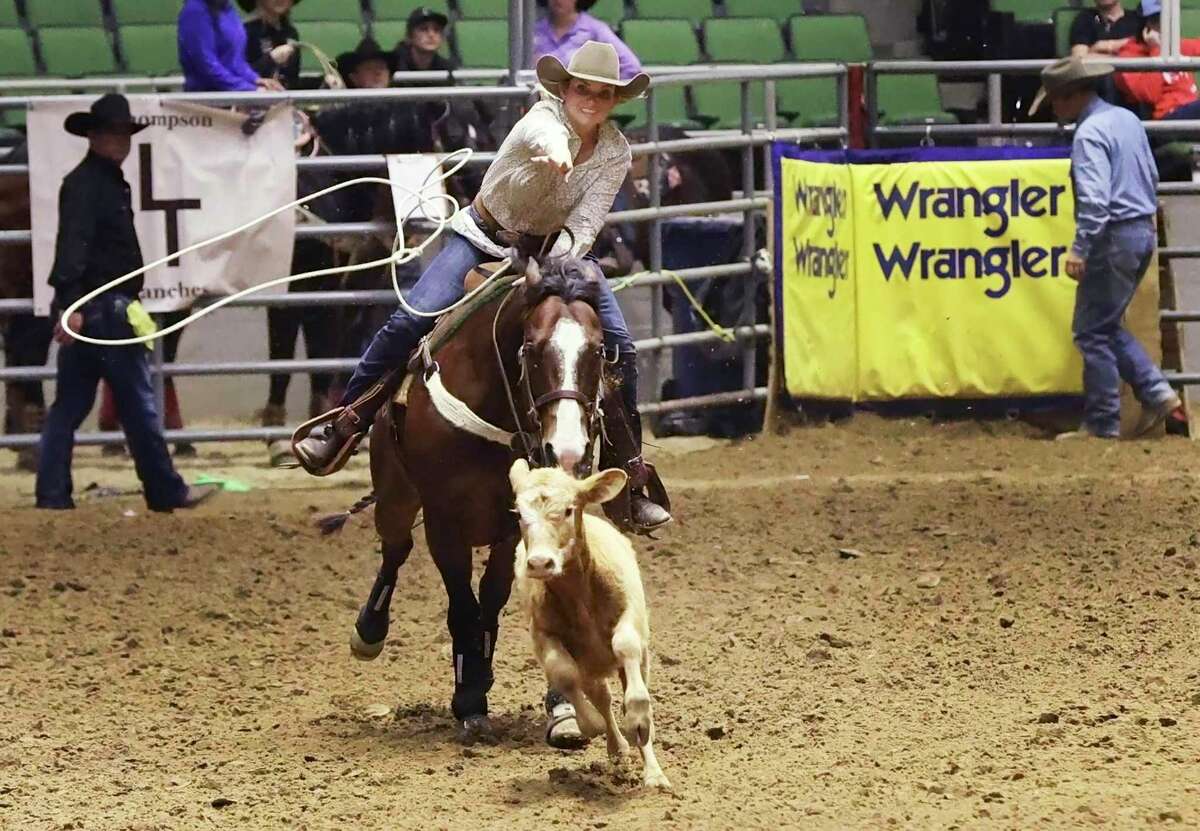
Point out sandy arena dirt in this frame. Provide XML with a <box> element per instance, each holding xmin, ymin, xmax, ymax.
<box><xmin>2</xmin><ymin>414</ymin><xmax>1199</xmax><ymax>830</ymax></box>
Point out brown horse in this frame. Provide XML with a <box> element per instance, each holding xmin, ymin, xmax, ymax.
<box><xmin>343</xmin><ymin>254</ymin><xmax>608</xmax><ymax>740</ymax></box>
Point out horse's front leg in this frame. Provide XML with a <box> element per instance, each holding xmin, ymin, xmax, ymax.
<box><xmin>478</xmin><ymin>532</ymin><xmax>518</xmax><ymax>681</ymax></box>
<box><xmin>425</xmin><ymin>514</ymin><xmax>490</xmax><ymax>741</ymax></box>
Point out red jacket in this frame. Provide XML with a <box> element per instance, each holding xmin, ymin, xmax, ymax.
<box><xmin>1114</xmin><ymin>38</ymin><xmax>1200</xmax><ymax>119</ymax></box>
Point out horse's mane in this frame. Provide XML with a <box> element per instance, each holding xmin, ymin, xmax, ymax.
<box><xmin>523</xmin><ymin>256</ymin><xmax>603</xmax><ymax>312</ymax></box>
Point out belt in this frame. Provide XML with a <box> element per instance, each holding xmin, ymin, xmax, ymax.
<box><xmin>470</xmin><ymin>197</ymin><xmax>550</xmax><ymax>254</ymax></box>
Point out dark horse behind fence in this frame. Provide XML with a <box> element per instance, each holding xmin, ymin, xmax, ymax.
<box><xmin>326</xmin><ymin>254</ymin><xmax>612</xmax><ymax>740</ymax></box>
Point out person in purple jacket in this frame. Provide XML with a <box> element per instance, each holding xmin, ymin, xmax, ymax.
<box><xmin>178</xmin><ymin>0</ymin><xmax>282</xmax><ymax>92</ymax></box>
<box><xmin>533</xmin><ymin>0</ymin><xmax>642</xmax><ymax>80</ymax></box>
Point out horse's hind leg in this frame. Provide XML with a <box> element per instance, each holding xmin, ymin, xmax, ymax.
<box><xmin>350</xmin><ymin>404</ymin><xmax>420</xmax><ymax>661</ymax></box>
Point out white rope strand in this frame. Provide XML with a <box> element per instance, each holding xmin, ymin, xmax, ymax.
<box><xmin>58</xmin><ymin>147</ymin><xmax>511</xmax><ymax>347</ymax></box>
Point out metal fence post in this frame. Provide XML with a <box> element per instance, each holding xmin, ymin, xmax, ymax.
<box><xmin>152</xmin><ymin>338</ymin><xmax>166</xmax><ymax>431</ymax></box>
<box><xmin>762</xmin><ymin>80</ymin><xmax>781</xmax><ymax>433</ymax></box>
<box><xmin>647</xmin><ymin>87</ymin><xmax>663</xmax><ymax>409</ymax></box>
<box><xmin>987</xmin><ymin>72</ymin><xmax>1002</xmax><ymax>148</ymax></box>
<box><xmin>739</xmin><ymin>81</ymin><xmax>757</xmax><ymax>402</ymax></box>
<box><xmin>508</xmin><ymin>0</ymin><xmax>524</xmax><ymax>84</ymax></box>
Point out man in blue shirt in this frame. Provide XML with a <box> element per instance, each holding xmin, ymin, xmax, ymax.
<box><xmin>1034</xmin><ymin>56</ymin><xmax>1182</xmax><ymax>438</ymax></box>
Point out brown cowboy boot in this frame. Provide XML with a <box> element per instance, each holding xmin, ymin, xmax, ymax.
<box><xmin>292</xmin><ymin>370</ymin><xmax>402</xmax><ymax>476</ymax></box>
<box><xmin>599</xmin><ymin>355</ymin><xmax>672</xmax><ymax>534</ymax></box>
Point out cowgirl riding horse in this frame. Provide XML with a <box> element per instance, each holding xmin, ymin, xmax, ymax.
<box><xmin>295</xmin><ymin>42</ymin><xmax>671</xmax><ymax>535</ymax></box>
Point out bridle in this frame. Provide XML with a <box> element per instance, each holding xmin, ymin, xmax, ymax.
<box><xmin>490</xmin><ymin>267</ymin><xmax>605</xmax><ymax>471</ymax></box>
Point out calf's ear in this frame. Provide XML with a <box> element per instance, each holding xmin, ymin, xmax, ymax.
<box><xmin>578</xmin><ymin>468</ymin><xmax>627</xmax><ymax>506</ymax></box>
<box><xmin>509</xmin><ymin>458</ymin><xmax>532</xmax><ymax>492</ymax></box>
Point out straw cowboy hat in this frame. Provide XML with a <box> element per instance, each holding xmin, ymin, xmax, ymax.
<box><xmin>64</xmin><ymin>93</ymin><xmax>148</xmax><ymax>137</ymax></box>
<box><xmin>1029</xmin><ymin>56</ymin><xmax>1114</xmax><ymax>115</ymax></box>
<box><xmin>536</xmin><ymin>41</ymin><xmax>650</xmax><ymax>102</ymax></box>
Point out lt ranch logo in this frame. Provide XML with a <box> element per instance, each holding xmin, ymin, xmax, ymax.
<box><xmin>871</xmin><ymin>179</ymin><xmax>1070</xmax><ymax>300</ymax></box>
<box><xmin>792</xmin><ymin>179</ymin><xmax>851</xmax><ymax>299</ymax></box>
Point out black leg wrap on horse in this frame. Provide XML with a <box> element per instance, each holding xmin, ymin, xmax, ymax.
<box><xmin>354</xmin><ymin>569</ymin><xmax>396</xmax><ymax>647</ymax></box>
<box><xmin>451</xmin><ymin>625</ymin><xmax>497</xmax><ymax>720</ymax></box>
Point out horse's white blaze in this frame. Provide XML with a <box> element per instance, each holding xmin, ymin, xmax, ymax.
<box><xmin>546</xmin><ymin>317</ymin><xmax>589</xmax><ymax>471</ymax></box>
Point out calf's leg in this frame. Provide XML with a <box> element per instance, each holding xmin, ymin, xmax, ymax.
<box><xmin>613</xmin><ymin>620</ymin><xmax>670</xmax><ymax>789</ymax></box>
<box><xmin>584</xmin><ymin>677</ymin><xmax>629</xmax><ymax>762</ymax></box>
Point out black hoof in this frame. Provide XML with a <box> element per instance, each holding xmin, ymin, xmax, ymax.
<box><xmin>458</xmin><ymin>714</ymin><xmax>496</xmax><ymax>746</ymax></box>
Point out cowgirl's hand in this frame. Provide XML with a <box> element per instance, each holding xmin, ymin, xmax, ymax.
<box><xmin>53</xmin><ymin>312</ymin><xmax>83</xmax><ymax>345</ymax></box>
<box><xmin>531</xmin><ymin>148</ymin><xmax>573</xmax><ymax>182</ymax></box>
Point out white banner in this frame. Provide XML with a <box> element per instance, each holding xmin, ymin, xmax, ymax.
<box><xmin>29</xmin><ymin>97</ymin><xmax>296</xmax><ymax>315</ymax></box>
<box><xmin>387</xmin><ymin>153</ymin><xmax>451</xmax><ymax>226</ymax></box>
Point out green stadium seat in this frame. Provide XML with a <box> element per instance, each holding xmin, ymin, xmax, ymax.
<box><xmin>452</xmin><ymin>19</ymin><xmax>508</xmax><ymax>67</ymax></box>
<box><xmin>703</xmin><ymin>17</ymin><xmax>785</xmax><ymax>62</ymax></box>
<box><xmin>613</xmin><ymin>82</ymin><xmax>697</xmax><ymax>128</ymax></box>
<box><xmin>635</xmin><ymin>0</ymin><xmax>712</xmax><ymax>24</ymax></box>
<box><xmin>621</xmin><ymin>18</ymin><xmax>699</xmax><ymax>64</ymax></box>
<box><xmin>691</xmin><ymin>18</ymin><xmax>783</xmax><ymax>128</ymax></box>
<box><xmin>723</xmin><ymin>0</ymin><xmax>803</xmax><ymax>22</ymax></box>
<box><xmin>290</xmin><ymin>0</ymin><xmax>366</xmax><ymax>24</ymax></box>
<box><xmin>456</xmin><ymin>0</ymin><xmax>508</xmax><ymax>18</ymax></box>
<box><xmin>24</xmin><ymin>0</ymin><xmax>105</xmax><ymax>28</ymax></box>
<box><xmin>691</xmin><ymin>81</ymin><xmax>769</xmax><ymax>128</ymax></box>
<box><xmin>990</xmin><ymin>0</ymin><xmax>1060</xmax><ymax>24</ymax></box>
<box><xmin>1053</xmin><ymin>6</ymin><xmax>1077</xmax><ymax>57</ymax></box>
<box><xmin>0</xmin><ymin>1</ymin><xmax>19</xmax><ymax>28</ymax></box>
<box><xmin>303</xmin><ymin>21</ymin><xmax>366</xmax><ymax>63</ymax></box>
<box><xmin>779</xmin><ymin>15</ymin><xmax>870</xmax><ymax>127</ymax></box>
<box><xmin>1184</xmin><ymin>8</ymin><xmax>1200</xmax><ymax>36</ymax></box>
<box><xmin>788</xmin><ymin>14</ymin><xmax>870</xmax><ymax>61</ymax></box>
<box><xmin>370</xmin><ymin>0</ymin><xmax>450</xmax><ymax>23</ymax></box>
<box><xmin>0</xmin><ymin>29</ymin><xmax>36</xmax><ymax>75</ymax></box>
<box><xmin>119</xmin><ymin>24</ymin><xmax>179</xmax><ymax>76</ymax></box>
<box><xmin>39</xmin><ymin>27</ymin><xmax>117</xmax><ymax>76</ymax></box>
<box><xmin>875</xmin><ymin>73</ymin><xmax>955</xmax><ymax>126</ymax></box>
<box><xmin>110</xmin><ymin>0</ymin><xmax>180</xmax><ymax>25</ymax></box>
<box><xmin>1183</xmin><ymin>0</ymin><xmax>1200</xmax><ymax>8</ymax></box>
<box><xmin>588</xmin><ymin>0</ymin><xmax>627</xmax><ymax>27</ymax></box>
<box><xmin>618</xmin><ymin>19</ymin><xmax>699</xmax><ymax>127</ymax></box>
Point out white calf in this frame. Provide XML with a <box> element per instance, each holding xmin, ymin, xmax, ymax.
<box><xmin>509</xmin><ymin>459</ymin><xmax>670</xmax><ymax>789</ymax></box>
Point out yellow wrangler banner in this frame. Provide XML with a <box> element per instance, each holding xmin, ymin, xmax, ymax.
<box><xmin>773</xmin><ymin>146</ymin><xmax>1085</xmax><ymax>401</ymax></box>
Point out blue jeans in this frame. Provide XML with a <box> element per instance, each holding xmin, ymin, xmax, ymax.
<box><xmin>1072</xmin><ymin>218</ymin><xmax>1174</xmax><ymax>437</ymax></box>
<box><xmin>36</xmin><ymin>335</ymin><xmax>188</xmax><ymax>511</ymax></box>
<box><xmin>342</xmin><ymin>232</ymin><xmax>637</xmax><ymax>403</ymax></box>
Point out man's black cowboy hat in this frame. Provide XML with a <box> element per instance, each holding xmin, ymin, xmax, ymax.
<box><xmin>236</xmin><ymin>0</ymin><xmax>303</xmax><ymax>12</ymax></box>
<box><xmin>64</xmin><ymin>93</ymin><xmax>148</xmax><ymax>137</ymax></box>
<box><xmin>337</xmin><ymin>37</ymin><xmax>397</xmax><ymax>77</ymax></box>
<box><xmin>406</xmin><ymin>6</ymin><xmax>449</xmax><ymax>32</ymax></box>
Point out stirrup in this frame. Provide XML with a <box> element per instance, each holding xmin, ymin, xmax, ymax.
<box><xmin>602</xmin><ymin>461</ymin><xmax>673</xmax><ymax>536</ymax></box>
<box><xmin>290</xmin><ymin>407</ymin><xmax>365</xmax><ymax>476</ymax></box>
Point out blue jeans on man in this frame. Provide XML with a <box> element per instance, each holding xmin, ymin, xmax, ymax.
<box><xmin>36</xmin><ymin>299</ymin><xmax>189</xmax><ymax>511</ymax></box>
<box><xmin>343</xmin><ymin>231</ymin><xmax>637</xmax><ymax>404</ymax></box>
<box><xmin>1072</xmin><ymin>218</ymin><xmax>1175</xmax><ymax>438</ymax></box>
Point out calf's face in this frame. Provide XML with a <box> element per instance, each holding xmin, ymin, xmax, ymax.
<box><xmin>509</xmin><ymin>460</ymin><xmax>627</xmax><ymax>580</ymax></box>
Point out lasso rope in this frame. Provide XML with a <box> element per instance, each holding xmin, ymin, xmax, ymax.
<box><xmin>58</xmin><ymin>146</ymin><xmax>514</xmax><ymax>346</ymax></box>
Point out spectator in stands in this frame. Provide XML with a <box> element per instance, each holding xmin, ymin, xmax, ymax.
<box><xmin>240</xmin><ymin>0</ymin><xmax>301</xmax><ymax>89</ymax></box>
<box><xmin>314</xmin><ymin>38</ymin><xmax>431</xmax><ymax>156</ymax></box>
<box><xmin>534</xmin><ymin>0</ymin><xmax>642</xmax><ymax>80</ymax></box>
<box><xmin>1114</xmin><ymin>0</ymin><xmax>1200</xmax><ymax>120</ymax></box>
<box><xmin>1031</xmin><ymin>59</ymin><xmax>1181</xmax><ymax>440</ymax></box>
<box><xmin>1070</xmin><ymin>0</ymin><xmax>1140</xmax><ymax>57</ymax></box>
<box><xmin>394</xmin><ymin>6</ymin><xmax>452</xmax><ymax>80</ymax></box>
<box><xmin>36</xmin><ymin>95</ymin><xmax>218</xmax><ymax>512</ymax></box>
<box><xmin>179</xmin><ymin>0</ymin><xmax>282</xmax><ymax>92</ymax></box>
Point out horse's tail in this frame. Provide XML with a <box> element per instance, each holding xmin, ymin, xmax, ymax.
<box><xmin>315</xmin><ymin>492</ymin><xmax>377</xmax><ymax>536</ymax></box>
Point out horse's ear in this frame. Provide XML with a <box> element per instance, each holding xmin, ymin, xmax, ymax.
<box><xmin>577</xmin><ymin>468</ymin><xmax>627</xmax><ymax>506</ymax></box>
<box><xmin>524</xmin><ymin>256</ymin><xmax>542</xmax><ymax>288</ymax></box>
<box><xmin>509</xmin><ymin>458</ymin><xmax>532</xmax><ymax>493</ymax></box>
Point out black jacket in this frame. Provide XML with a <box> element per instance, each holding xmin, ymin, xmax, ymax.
<box><xmin>49</xmin><ymin>152</ymin><xmax>143</xmax><ymax>315</ymax></box>
<box><xmin>245</xmin><ymin>15</ymin><xmax>301</xmax><ymax>88</ymax></box>
<box><xmin>392</xmin><ymin>43</ymin><xmax>456</xmax><ymax>85</ymax></box>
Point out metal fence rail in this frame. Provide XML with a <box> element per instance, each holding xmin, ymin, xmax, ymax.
<box><xmin>0</xmin><ymin>61</ymin><xmax>844</xmax><ymax>448</ymax></box>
